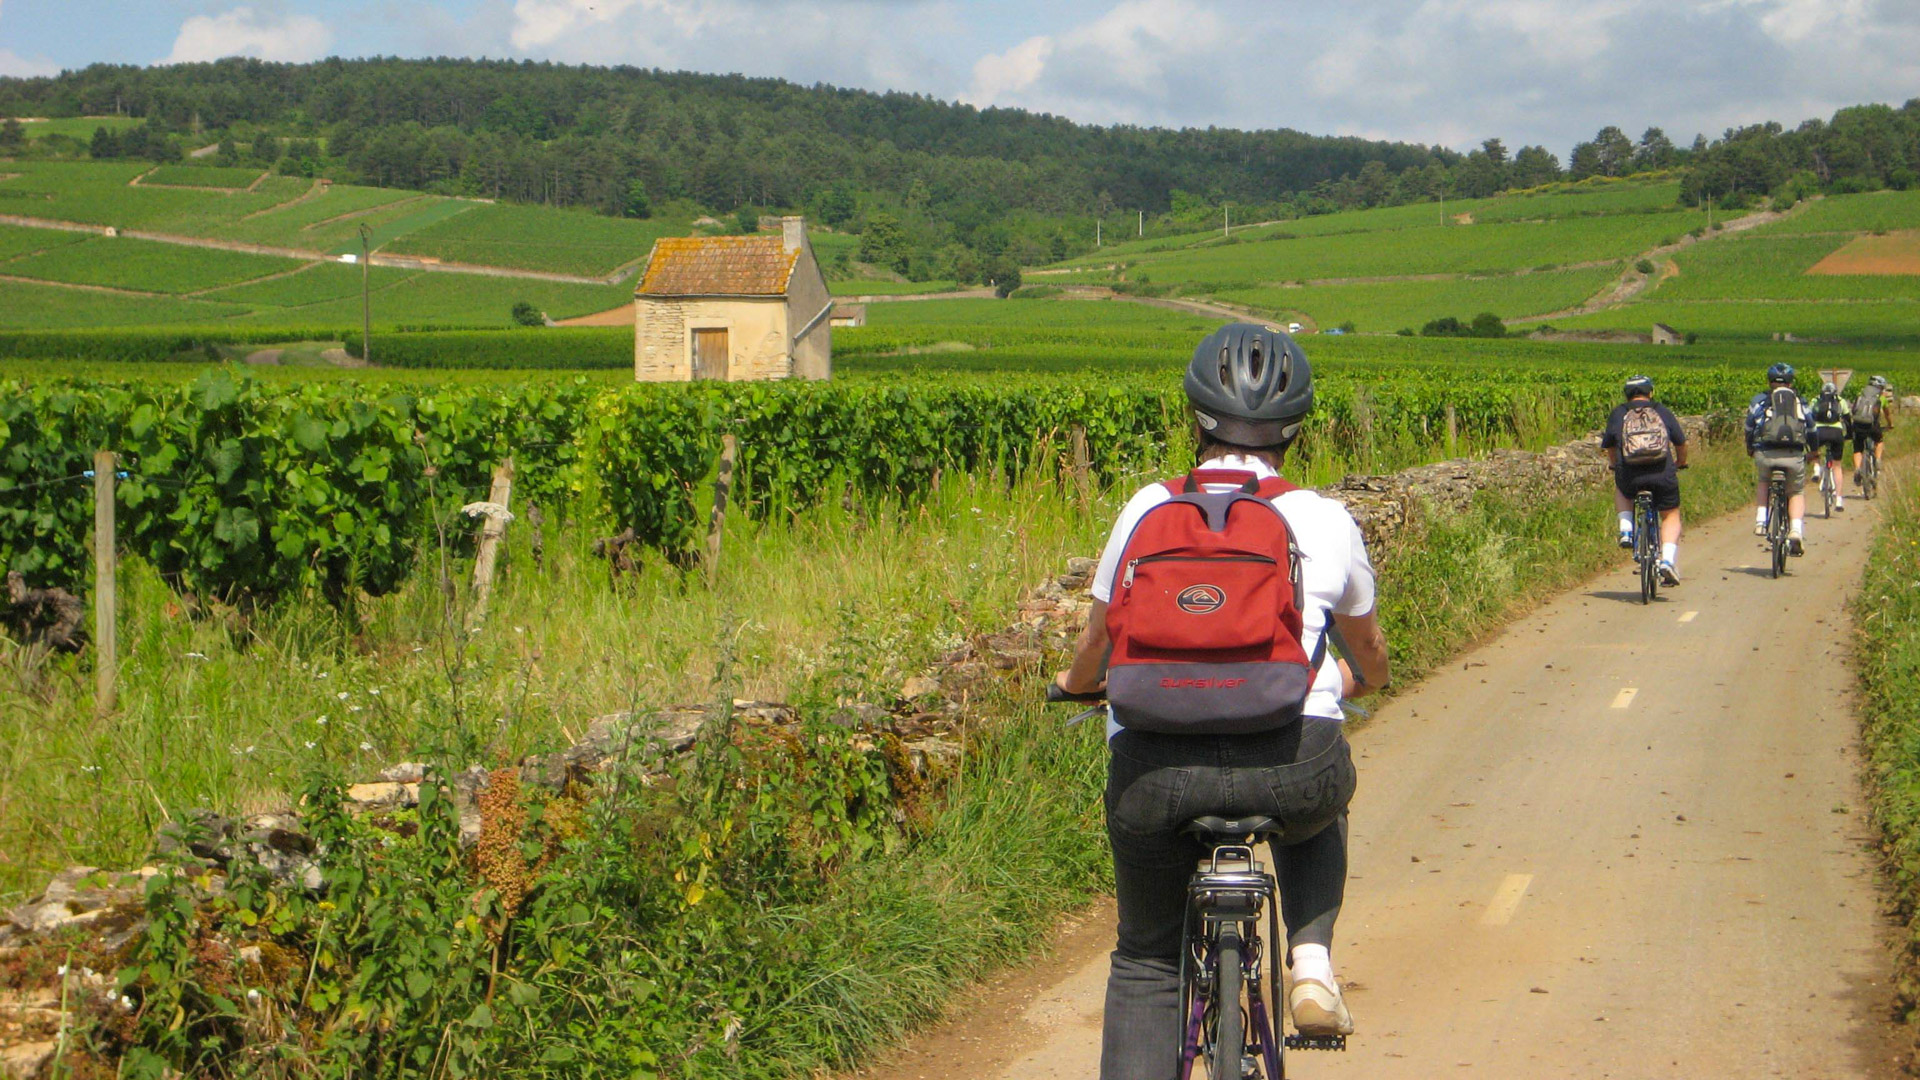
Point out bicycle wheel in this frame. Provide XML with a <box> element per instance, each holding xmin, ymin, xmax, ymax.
<box><xmin>1865</xmin><ymin>455</ymin><xmax>1879</xmax><ymax>500</ymax></box>
<box><xmin>1213</xmin><ymin>934</ymin><xmax>1244</xmax><ymax>1080</ymax></box>
<box><xmin>1769</xmin><ymin>486</ymin><xmax>1786</xmax><ymax>579</ymax></box>
<box><xmin>1821</xmin><ymin>469</ymin><xmax>1834</xmax><ymax>519</ymax></box>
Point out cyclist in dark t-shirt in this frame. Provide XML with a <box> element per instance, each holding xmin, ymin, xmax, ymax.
<box><xmin>1600</xmin><ymin>375</ymin><xmax>1689</xmax><ymax>585</ymax></box>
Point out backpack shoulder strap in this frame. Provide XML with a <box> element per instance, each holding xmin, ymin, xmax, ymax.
<box><xmin>1255</xmin><ymin>476</ymin><xmax>1299</xmax><ymax>500</ymax></box>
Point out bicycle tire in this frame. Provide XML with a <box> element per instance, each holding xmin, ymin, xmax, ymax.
<box><xmin>1769</xmin><ymin>483</ymin><xmax>1786</xmax><ymax>579</ymax></box>
<box><xmin>1865</xmin><ymin>456</ymin><xmax>1879</xmax><ymax>501</ymax></box>
<box><xmin>1822</xmin><ymin>469</ymin><xmax>1834</xmax><ymax>519</ymax></box>
<box><xmin>1213</xmin><ymin>934</ymin><xmax>1244</xmax><ymax>1080</ymax></box>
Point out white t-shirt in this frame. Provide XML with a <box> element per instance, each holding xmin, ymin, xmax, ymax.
<box><xmin>1091</xmin><ymin>455</ymin><xmax>1377</xmax><ymax>726</ymax></box>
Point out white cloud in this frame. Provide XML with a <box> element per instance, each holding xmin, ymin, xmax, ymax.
<box><xmin>962</xmin><ymin>0</ymin><xmax>1230</xmax><ymax>122</ymax></box>
<box><xmin>164</xmin><ymin>6</ymin><xmax>333</xmax><ymax>64</ymax></box>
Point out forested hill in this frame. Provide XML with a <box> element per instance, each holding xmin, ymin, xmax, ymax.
<box><xmin>0</xmin><ymin>57</ymin><xmax>1455</xmax><ymax>216</ymax></box>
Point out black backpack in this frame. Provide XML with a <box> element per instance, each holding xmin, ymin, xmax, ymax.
<box><xmin>1756</xmin><ymin>388</ymin><xmax>1808</xmax><ymax>449</ymax></box>
<box><xmin>1813</xmin><ymin>392</ymin><xmax>1843</xmax><ymax>425</ymax></box>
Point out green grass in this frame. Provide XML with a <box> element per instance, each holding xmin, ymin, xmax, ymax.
<box><xmin>207</xmin><ymin>183</ymin><xmax>421</xmax><ymax>250</ymax></box>
<box><xmin>830</xmin><ymin>278</ymin><xmax>965</xmax><ymax>295</ymax></box>
<box><xmin>140</xmin><ymin>164</ymin><xmax>266</xmax><ymax>189</ymax></box>
<box><xmin>1550</xmin><ymin>298</ymin><xmax>1920</xmax><ymax>346</ymax></box>
<box><xmin>0</xmin><ymin>223</ymin><xmax>89</xmax><ymax>260</ymax></box>
<box><xmin>197</xmin><ymin>260</ymin><xmax>417</xmax><ymax>308</ymax></box>
<box><xmin>1855</xmin><ymin>440</ymin><xmax>1920</xmax><ymax>1041</ymax></box>
<box><xmin>1650</xmin><ymin>234</ymin><xmax>1920</xmax><ymax>302</ymax></box>
<box><xmin>16</xmin><ymin>116</ymin><xmax>140</xmax><ymax>141</ymax></box>
<box><xmin>0</xmin><ymin>278</ymin><xmax>249</xmax><ymax>327</ymax></box>
<box><xmin>382</xmin><ymin>203</ymin><xmax>682</xmax><ymax>278</ymax></box>
<box><xmin>225</xmin><ymin>270</ymin><xmax>634</xmax><ymax>326</ymax></box>
<box><xmin>1217</xmin><ymin>266</ymin><xmax>1619</xmax><ymax>330</ymax></box>
<box><xmin>1</xmin><ymin>234</ymin><xmax>306</xmax><ymax>293</ymax></box>
<box><xmin>1751</xmin><ymin>190</ymin><xmax>1920</xmax><ymax>236</ymax></box>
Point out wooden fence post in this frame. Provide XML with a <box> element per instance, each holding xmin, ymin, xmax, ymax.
<box><xmin>706</xmin><ymin>434</ymin><xmax>739</xmax><ymax>588</ymax></box>
<box><xmin>92</xmin><ymin>449</ymin><xmax>116</xmax><ymax>717</ymax></box>
<box><xmin>1069</xmin><ymin>424</ymin><xmax>1092</xmax><ymax>504</ymax></box>
<box><xmin>1445</xmin><ymin>404</ymin><xmax>1458</xmax><ymax>456</ymax></box>
<box><xmin>467</xmin><ymin>458</ymin><xmax>514</xmax><ymax>627</ymax></box>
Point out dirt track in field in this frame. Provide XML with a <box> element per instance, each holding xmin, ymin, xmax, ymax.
<box><xmin>851</xmin><ymin>488</ymin><xmax>1908</xmax><ymax>1080</ymax></box>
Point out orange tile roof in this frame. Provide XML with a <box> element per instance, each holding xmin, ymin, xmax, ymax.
<box><xmin>636</xmin><ymin>235</ymin><xmax>800</xmax><ymax>297</ymax></box>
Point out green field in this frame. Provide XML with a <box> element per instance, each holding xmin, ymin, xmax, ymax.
<box><xmin>0</xmin><ymin>222</ymin><xmax>88</xmax><ymax>260</ymax></box>
<box><xmin>1217</xmin><ymin>266</ymin><xmax>1619</xmax><ymax>330</ymax></box>
<box><xmin>139</xmin><ymin>164</ymin><xmax>266</xmax><ymax>189</ymax></box>
<box><xmin>1649</xmin><ymin>234</ymin><xmax>1920</xmax><ymax>301</ymax></box>
<box><xmin>382</xmin><ymin>202</ymin><xmax>679</xmax><ymax>277</ymax></box>
<box><xmin>1</xmin><ymin>234</ymin><xmax>306</xmax><ymax>293</ymax></box>
<box><xmin>1550</xmin><ymin>298</ymin><xmax>1920</xmax><ymax>345</ymax></box>
<box><xmin>17</xmin><ymin>115</ymin><xmax>139</xmax><ymax>141</ymax></box>
<box><xmin>1749</xmin><ymin>190</ymin><xmax>1920</xmax><ymax>236</ymax></box>
<box><xmin>0</xmin><ymin>277</ymin><xmax>250</xmax><ymax>326</ymax></box>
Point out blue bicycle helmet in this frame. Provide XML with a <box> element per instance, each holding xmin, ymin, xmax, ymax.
<box><xmin>1766</xmin><ymin>362</ymin><xmax>1795</xmax><ymax>385</ymax></box>
<box><xmin>1623</xmin><ymin>375</ymin><xmax>1654</xmax><ymax>399</ymax></box>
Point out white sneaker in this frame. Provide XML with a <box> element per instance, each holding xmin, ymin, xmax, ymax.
<box><xmin>1754</xmin><ymin>521</ymin><xmax>1767</xmax><ymax>536</ymax></box>
<box><xmin>1289</xmin><ymin>978</ymin><xmax>1355</xmax><ymax>1036</ymax></box>
<box><xmin>1617</xmin><ymin>530</ymin><xmax>1634</xmax><ymax>550</ymax></box>
<box><xmin>1658</xmin><ymin>561</ymin><xmax>1680</xmax><ymax>586</ymax></box>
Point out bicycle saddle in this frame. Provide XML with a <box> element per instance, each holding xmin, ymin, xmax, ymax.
<box><xmin>1183</xmin><ymin>815</ymin><xmax>1284</xmax><ymax>842</ymax></box>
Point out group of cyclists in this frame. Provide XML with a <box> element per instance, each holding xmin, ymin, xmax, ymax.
<box><xmin>1047</xmin><ymin>322</ymin><xmax>1897</xmax><ymax>1079</ymax></box>
<box><xmin>1601</xmin><ymin>362</ymin><xmax>1896</xmax><ymax>579</ymax></box>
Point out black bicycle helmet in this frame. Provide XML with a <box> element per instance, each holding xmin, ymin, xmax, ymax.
<box><xmin>1766</xmin><ymin>362</ymin><xmax>1795</xmax><ymax>385</ymax></box>
<box><xmin>1623</xmin><ymin>375</ymin><xmax>1654</xmax><ymax>399</ymax></box>
<box><xmin>1184</xmin><ymin>323</ymin><xmax>1313</xmax><ymax>446</ymax></box>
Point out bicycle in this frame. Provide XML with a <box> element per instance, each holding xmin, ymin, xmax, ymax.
<box><xmin>1817</xmin><ymin>457</ymin><xmax>1837</xmax><ymax>519</ymax></box>
<box><xmin>1629</xmin><ymin>489</ymin><xmax>1659</xmax><ymax>605</ymax></box>
<box><xmin>1047</xmin><ymin>686</ymin><xmax>1346</xmax><ymax>1079</ymax></box>
<box><xmin>1859</xmin><ymin>434</ymin><xmax>1881</xmax><ymax>501</ymax></box>
<box><xmin>1765</xmin><ymin>467</ymin><xmax>1789</xmax><ymax>579</ymax></box>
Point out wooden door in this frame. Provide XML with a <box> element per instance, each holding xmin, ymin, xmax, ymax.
<box><xmin>691</xmin><ymin>328</ymin><xmax>729</xmax><ymax>381</ymax></box>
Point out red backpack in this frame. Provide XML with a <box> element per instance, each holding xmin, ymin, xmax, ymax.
<box><xmin>1104</xmin><ymin>469</ymin><xmax>1322</xmax><ymax>734</ymax></box>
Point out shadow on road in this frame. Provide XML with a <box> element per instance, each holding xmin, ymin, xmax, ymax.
<box><xmin>1584</xmin><ymin>589</ymin><xmax>1673</xmax><ymax>605</ymax></box>
<box><xmin>1722</xmin><ymin>565</ymin><xmax>1783</xmax><ymax>578</ymax></box>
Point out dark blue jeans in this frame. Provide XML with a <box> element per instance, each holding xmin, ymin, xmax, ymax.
<box><xmin>1101</xmin><ymin>718</ymin><xmax>1356</xmax><ymax>1080</ymax></box>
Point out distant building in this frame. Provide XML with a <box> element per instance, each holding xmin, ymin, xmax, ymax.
<box><xmin>829</xmin><ymin>303</ymin><xmax>867</xmax><ymax>328</ymax></box>
<box><xmin>633</xmin><ymin>217</ymin><xmax>832</xmax><ymax>382</ymax></box>
<box><xmin>1651</xmin><ymin>323</ymin><xmax>1682</xmax><ymax>346</ymax></box>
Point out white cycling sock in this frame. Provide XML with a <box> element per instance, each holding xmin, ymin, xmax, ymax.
<box><xmin>1790</xmin><ymin>518</ymin><xmax>1804</xmax><ymax>538</ymax></box>
<box><xmin>1290</xmin><ymin>943</ymin><xmax>1335</xmax><ymax>988</ymax></box>
<box><xmin>1661</xmin><ymin>542</ymin><xmax>1677</xmax><ymax>566</ymax></box>
<box><xmin>1755</xmin><ymin>506</ymin><xmax>1768</xmax><ymax>524</ymax></box>
<box><xmin>1617</xmin><ymin>511</ymin><xmax>1632</xmax><ymax>533</ymax></box>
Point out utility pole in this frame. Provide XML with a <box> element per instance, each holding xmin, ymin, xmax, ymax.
<box><xmin>358</xmin><ymin>222</ymin><xmax>372</xmax><ymax>365</ymax></box>
<box><xmin>1224</xmin><ymin>203</ymin><xmax>1231</xmax><ymax>238</ymax></box>
<box><xmin>1096</xmin><ymin>217</ymin><xmax>1101</xmax><ymax>247</ymax></box>
<box><xmin>1138</xmin><ymin>209</ymin><xmax>1143</xmax><ymax>237</ymax></box>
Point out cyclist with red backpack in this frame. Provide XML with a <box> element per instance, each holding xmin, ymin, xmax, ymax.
<box><xmin>1053</xmin><ymin>323</ymin><xmax>1391</xmax><ymax>1080</ymax></box>
<box><xmin>1744</xmin><ymin>363</ymin><xmax>1814</xmax><ymax>556</ymax></box>
<box><xmin>1601</xmin><ymin>375</ymin><xmax>1689</xmax><ymax>584</ymax></box>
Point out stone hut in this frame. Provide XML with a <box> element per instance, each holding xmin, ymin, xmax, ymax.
<box><xmin>829</xmin><ymin>303</ymin><xmax>867</xmax><ymax>328</ymax></box>
<box><xmin>1651</xmin><ymin>322</ymin><xmax>1682</xmax><ymax>346</ymax></box>
<box><xmin>633</xmin><ymin>216</ymin><xmax>832</xmax><ymax>381</ymax></box>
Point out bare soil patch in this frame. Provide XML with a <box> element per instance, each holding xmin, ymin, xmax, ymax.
<box><xmin>556</xmin><ymin>304</ymin><xmax>634</xmax><ymax>326</ymax></box>
<box><xmin>1810</xmin><ymin>230</ymin><xmax>1920</xmax><ymax>276</ymax></box>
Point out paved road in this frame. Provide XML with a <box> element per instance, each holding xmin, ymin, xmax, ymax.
<box><xmin>857</xmin><ymin>491</ymin><xmax>1905</xmax><ymax>1080</ymax></box>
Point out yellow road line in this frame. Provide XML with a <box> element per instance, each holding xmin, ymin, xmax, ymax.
<box><xmin>1679</xmin><ymin>611</ymin><xmax>1698</xmax><ymax>623</ymax></box>
<box><xmin>1610</xmin><ymin>687</ymin><xmax>1638</xmax><ymax>709</ymax></box>
<box><xmin>1481</xmin><ymin>874</ymin><xmax>1535</xmax><ymax>926</ymax></box>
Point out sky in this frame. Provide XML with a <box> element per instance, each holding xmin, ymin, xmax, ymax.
<box><xmin>1</xmin><ymin>0</ymin><xmax>1917</xmax><ymax>158</ymax></box>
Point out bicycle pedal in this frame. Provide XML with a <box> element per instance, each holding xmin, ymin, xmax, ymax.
<box><xmin>1284</xmin><ymin>1034</ymin><xmax>1347</xmax><ymax>1051</ymax></box>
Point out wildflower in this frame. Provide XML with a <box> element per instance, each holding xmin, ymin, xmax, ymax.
<box><xmin>368</xmin><ymin>688</ymin><xmax>381</xmax><ymax>697</ymax></box>
<box><xmin>80</xmin><ymin>764</ymin><xmax>99</xmax><ymax>774</ymax></box>
<box><xmin>349</xmin><ymin>704</ymin><xmax>363</xmax><ymax>713</ymax></box>
<box><xmin>244</xmin><ymin>745</ymin><xmax>256</xmax><ymax>754</ymax></box>
<box><xmin>56</xmin><ymin>964</ymin><xmax>68</xmax><ymax>977</ymax></box>
<box><xmin>513</xmin><ymin>626</ymin><xmax>525</xmax><ymax>634</ymax></box>
<box><xmin>336</xmin><ymin>691</ymin><xmax>350</xmax><ymax>701</ymax></box>
<box><xmin>316</xmin><ymin>671</ymin><xmax>330</xmax><ymax>679</ymax></box>
<box><xmin>184</xmin><ymin>652</ymin><xmax>208</xmax><ymax>661</ymax></box>
<box><xmin>359</xmin><ymin>741</ymin><xmax>373</xmax><ymax>752</ymax></box>
<box><xmin>245</xmin><ymin>988</ymin><xmax>261</xmax><ymax>1003</ymax></box>
<box><xmin>303</xmin><ymin>741</ymin><xmax>316</xmax><ymax>750</ymax></box>
<box><xmin>120</xmin><ymin>994</ymin><xmax>134</xmax><ymax>1011</ymax></box>
<box><xmin>316</xmin><ymin>715</ymin><xmax>328</xmax><ymax>725</ymax></box>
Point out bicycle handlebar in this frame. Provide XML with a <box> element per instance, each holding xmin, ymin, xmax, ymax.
<box><xmin>1046</xmin><ymin>681</ymin><xmax>1107</xmax><ymax>704</ymax></box>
